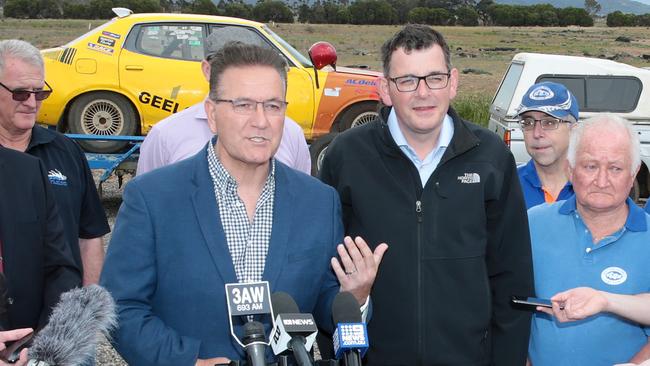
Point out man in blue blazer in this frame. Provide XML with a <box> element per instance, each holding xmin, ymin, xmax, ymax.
<box><xmin>100</xmin><ymin>43</ymin><xmax>387</xmax><ymax>366</ymax></box>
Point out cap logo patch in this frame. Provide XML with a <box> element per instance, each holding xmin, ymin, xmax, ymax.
<box><xmin>529</xmin><ymin>86</ymin><xmax>554</xmax><ymax>101</ymax></box>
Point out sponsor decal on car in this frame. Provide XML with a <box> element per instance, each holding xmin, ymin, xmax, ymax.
<box><xmin>87</xmin><ymin>42</ymin><xmax>114</xmax><ymax>55</ymax></box>
<box><xmin>102</xmin><ymin>31</ymin><xmax>121</xmax><ymax>39</ymax></box>
<box><xmin>97</xmin><ymin>36</ymin><xmax>116</xmax><ymax>47</ymax></box>
<box><xmin>324</xmin><ymin>87</ymin><xmax>341</xmax><ymax>97</ymax></box>
<box><xmin>345</xmin><ymin>79</ymin><xmax>377</xmax><ymax>86</ymax></box>
<box><xmin>139</xmin><ymin>91</ymin><xmax>180</xmax><ymax>113</ymax></box>
<box><xmin>58</xmin><ymin>48</ymin><xmax>77</xmax><ymax>65</ymax></box>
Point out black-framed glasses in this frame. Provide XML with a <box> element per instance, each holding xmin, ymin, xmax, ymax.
<box><xmin>0</xmin><ymin>80</ymin><xmax>53</xmax><ymax>102</ymax></box>
<box><xmin>518</xmin><ymin>116</ymin><xmax>571</xmax><ymax>131</ymax></box>
<box><xmin>212</xmin><ymin>98</ymin><xmax>288</xmax><ymax>116</ymax></box>
<box><xmin>388</xmin><ymin>72</ymin><xmax>451</xmax><ymax>92</ymax></box>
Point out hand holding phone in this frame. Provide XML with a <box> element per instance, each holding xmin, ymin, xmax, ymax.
<box><xmin>0</xmin><ymin>330</ymin><xmax>33</xmax><ymax>364</ymax></box>
<box><xmin>511</xmin><ymin>296</ymin><xmax>553</xmax><ymax>309</ymax></box>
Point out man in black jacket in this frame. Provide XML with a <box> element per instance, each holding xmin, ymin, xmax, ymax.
<box><xmin>0</xmin><ymin>147</ymin><xmax>81</xmax><ymax>330</ymax></box>
<box><xmin>320</xmin><ymin>24</ymin><xmax>534</xmax><ymax>365</ymax></box>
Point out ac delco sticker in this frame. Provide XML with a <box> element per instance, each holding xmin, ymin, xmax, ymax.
<box><xmin>87</xmin><ymin>42</ymin><xmax>114</xmax><ymax>55</ymax></box>
<box><xmin>97</xmin><ymin>36</ymin><xmax>115</xmax><ymax>47</ymax></box>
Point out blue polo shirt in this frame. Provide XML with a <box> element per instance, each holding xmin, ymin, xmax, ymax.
<box><xmin>528</xmin><ymin>197</ymin><xmax>650</xmax><ymax>365</ymax></box>
<box><xmin>517</xmin><ymin>160</ymin><xmax>573</xmax><ymax>209</ymax></box>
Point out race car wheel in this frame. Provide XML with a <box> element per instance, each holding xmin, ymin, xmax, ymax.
<box><xmin>337</xmin><ymin>102</ymin><xmax>379</xmax><ymax>131</ymax></box>
<box><xmin>68</xmin><ymin>92</ymin><xmax>138</xmax><ymax>153</ymax></box>
<box><xmin>309</xmin><ymin>132</ymin><xmax>337</xmax><ymax>177</ymax></box>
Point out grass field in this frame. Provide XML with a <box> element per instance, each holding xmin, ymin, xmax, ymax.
<box><xmin>3</xmin><ymin>18</ymin><xmax>650</xmax><ymax>124</ymax></box>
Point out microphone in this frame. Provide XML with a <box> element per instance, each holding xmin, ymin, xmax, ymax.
<box><xmin>224</xmin><ymin>281</ymin><xmax>273</xmax><ymax>364</ymax></box>
<box><xmin>270</xmin><ymin>292</ymin><xmax>316</xmax><ymax>366</ymax></box>
<box><xmin>332</xmin><ymin>292</ymin><xmax>369</xmax><ymax>366</ymax></box>
<box><xmin>242</xmin><ymin>321</ymin><xmax>268</xmax><ymax>366</ymax></box>
<box><xmin>27</xmin><ymin>285</ymin><xmax>117</xmax><ymax>366</ymax></box>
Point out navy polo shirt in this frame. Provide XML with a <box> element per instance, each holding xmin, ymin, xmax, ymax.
<box><xmin>517</xmin><ymin>160</ymin><xmax>574</xmax><ymax>209</ymax></box>
<box><xmin>26</xmin><ymin>126</ymin><xmax>110</xmax><ymax>271</ymax></box>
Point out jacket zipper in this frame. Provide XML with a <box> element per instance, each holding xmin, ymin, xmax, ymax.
<box><xmin>415</xmin><ymin>199</ymin><xmax>423</xmax><ymax>365</ymax></box>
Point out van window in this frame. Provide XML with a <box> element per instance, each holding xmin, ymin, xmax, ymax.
<box><xmin>492</xmin><ymin>62</ymin><xmax>523</xmax><ymax>113</ymax></box>
<box><xmin>537</xmin><ymin>75</ymin><xmax>641</xmax><ymax>113</ymax></box>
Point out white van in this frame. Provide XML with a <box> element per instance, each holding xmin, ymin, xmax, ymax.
<box><xmin>488</xmin><ymin>52</ymin><xmax>650</xmax><ymax>200</ymax></box>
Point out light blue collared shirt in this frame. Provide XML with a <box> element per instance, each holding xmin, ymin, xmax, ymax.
<box><xmin>387</xmin><ymin>108</ymin><xmax>454</xmax><ymax>187</ymax></box>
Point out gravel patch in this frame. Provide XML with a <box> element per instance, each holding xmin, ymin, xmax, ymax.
<box><xmin>94</xmin><ymin>172</ymin><xmax>128</xmax><ymax>366</ymax></box>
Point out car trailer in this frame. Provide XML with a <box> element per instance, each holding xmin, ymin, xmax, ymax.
<box><xmin>66</xmin><ymin>134</ymin><xmax>144</xmax><ymax>196</ymax></box>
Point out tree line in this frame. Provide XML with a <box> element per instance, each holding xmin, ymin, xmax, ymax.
<box><xmin>2</xmin><ymin>0</ymin><xmax>646</xmax><ymax>27</ymax></box>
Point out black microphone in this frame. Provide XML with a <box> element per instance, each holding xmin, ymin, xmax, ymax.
<box><xmin>332</xmin><ymin>292</ymin><xmax>369</xmax><ymax>366</ymax></box>
<box><xmin>242</xmin><ymin>320</ymin><xmax>268</xmax><ymax>366</ymax></box>
<box><xmin>270</xmin><ymin>292</ymin><xmax>316</xmax><ymax>366</ymax></box>
<box><xmin>27</xmin><ymin>285</ymin><xmax>117</xmax><ymax>366</ymax></box>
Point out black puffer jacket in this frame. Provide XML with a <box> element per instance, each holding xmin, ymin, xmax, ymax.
<box><xmin>320</xmin><ymin>106</ymin><xmax>534</xmax><ymax>365</ymax></box>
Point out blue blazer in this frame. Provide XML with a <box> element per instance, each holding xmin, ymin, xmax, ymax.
<box><xmin>100</xmin><ymin>146</ymin><xmax>343</xmax><ymax>366</ymax></box>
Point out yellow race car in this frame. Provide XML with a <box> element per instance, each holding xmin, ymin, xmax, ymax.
<box><xmin>38</xmin><ymin>8</ymin><xmax>381</xmax><ymax>154</ymax></box>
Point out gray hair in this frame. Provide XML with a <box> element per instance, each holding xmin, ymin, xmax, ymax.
<box><xmin>567</xmin><ymin>114</ymin><xmax>641</xmax><ymax>175</ymax></box>
<box><xmin>208</xmin><ymin>41</ymin><xmax>287</xmax><ymax>100</ymax></box>
<box><xmin>0</xmin><ymin>40</ymin><xmax>43</xmax><ymax>78</ymax></box>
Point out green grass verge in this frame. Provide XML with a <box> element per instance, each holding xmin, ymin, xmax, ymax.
<box><xmin>452</xmin><ymin>93</ymin><xmax>492</xmax><ymax>127</ymax></box>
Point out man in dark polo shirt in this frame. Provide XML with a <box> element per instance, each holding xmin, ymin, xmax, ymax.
<box><xmin>0</xmin><ymin>39</ymin><xmax>109</xmax><ymax>285</ymax></box>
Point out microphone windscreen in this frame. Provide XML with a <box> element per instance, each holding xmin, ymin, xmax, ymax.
<box><xmin>271</xmin><ymin>292</ymin><xmax>300</xmax><ymax>317</ymax></box>
<box><xmin>332</xmin><ymin>291</ymin><xmax>362</xmax><ymax>324</ymax></box>
<box><xmin>28</xmin><ymin>285</ymin><xmax>117</xmax><ymax>366</ymax></box>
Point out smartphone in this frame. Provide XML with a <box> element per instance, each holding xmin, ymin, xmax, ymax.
<box><xmin>511</xmin><ymin>296</ymin><xmax>552</xmax><ymax>308</ymax></box>
<box><xmin>0</xmin><ymin>332</ymin><xmax>33</xmax><ymax>363</ymax></box>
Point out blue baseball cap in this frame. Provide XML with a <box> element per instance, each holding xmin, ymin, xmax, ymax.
<box><xmin>517</xmin><ymin>82</ymin><xmax>579</xmax><ymax>122</ymax></box>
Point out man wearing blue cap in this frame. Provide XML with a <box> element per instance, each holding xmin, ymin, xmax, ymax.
<box><xmin>516</xmin><ymin>81</ymin><xmax>579</xmax><ymax>209</ymax></box>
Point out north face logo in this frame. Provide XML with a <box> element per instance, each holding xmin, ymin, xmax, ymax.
<box><xmin>457</xmin><ymin>173</ymin><xmax>480</xmax><ymax>184</ymax></box>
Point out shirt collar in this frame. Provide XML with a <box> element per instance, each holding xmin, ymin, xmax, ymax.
<box><xmin>206</xmin><ymin>136</ymin><xmax>275</xmax><ymax>195</ymax></box>
<box><xmin>196</xmin><ymin>99</ymin><xmax>208</xmax><ymax>120</ymax></box>
<box><xmin>559</xmin><ymin>195</ymin><xmax>647</xmax><ymax>232</ymax></box>
<box><xmin>386</xmin><ymin>108</ymin><xmax>453</xmax><ymax>161</ymax></box>
<box><xmin>520</xmin><ymin>160</ymin><xmax>542</xmax><ymax>188</ymax></box>
<box><xmin>27</xmin><ymin>125</ymin><xmax>56</xmax><ymax>151</ymax></box>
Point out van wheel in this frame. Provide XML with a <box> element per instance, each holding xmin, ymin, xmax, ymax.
<box><xmin>309</xmin><ymin>133</ymin><xmax>337</xmax><ymax>177</ymax></box>
<box><xmin>337</xmin><ymin>102</ymin><xmax>378</xmax><ymax>131</ymax></box>
<box><xmin>68</xmin><ymin>92</ymin><xmax>138</xmax><ymax>153</ymax></box>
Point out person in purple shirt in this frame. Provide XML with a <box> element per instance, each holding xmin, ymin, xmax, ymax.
<box><xmin>137</xmin><ymin>28</ymin><xmax>311</xmax><ymax>176</ymax></box>
<box><xmin>515</xmin><ymin>82</ymin><xmax>578</xmax><ymax>209</ymax></box>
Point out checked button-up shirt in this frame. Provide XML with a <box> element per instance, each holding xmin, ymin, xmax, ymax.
<box><xmin>206</xmin><ymin>141</ymin><xmax>275</xmax><ymax>284</ymax></box>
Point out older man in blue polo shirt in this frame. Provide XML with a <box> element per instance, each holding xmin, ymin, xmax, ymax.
<box><xmin>528</xmin><ymin>114</ymin><xmax>650</xmax><ymax>365</ymax></box>
<box><xmin>516</xmin><ymin>82</ymin><xmax>578</xmax><ymax>209</ymax></box>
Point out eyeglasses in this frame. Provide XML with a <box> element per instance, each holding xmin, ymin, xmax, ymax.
<box><xmin>518</xmin><ymin>116</ymin><xmax>571</xmax><ymax>131</ymax></box>
<box><xmin>388</xmin><ymin>72</ymin><xmax>451</xmax><ymax>92</ymax></box>
<box><xmin>212</xmin><ymin>98</ymin><xmax>288</xmax><ymax>116</ymax></box>
<box><xmin>0</xmin><ymin>80</ymin><xmax>53</xmax><ymax>102</ymax></box>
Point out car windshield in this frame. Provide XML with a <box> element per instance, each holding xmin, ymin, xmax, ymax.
<box><xmin>262</xmin><ymin>25</ymin><xmax>312</xmax><ymax>68</ymax></box>
<box><xmin>63</xmin><ymin>18</ymin><xmax>117</xmax><ymax>47</ymax></box>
